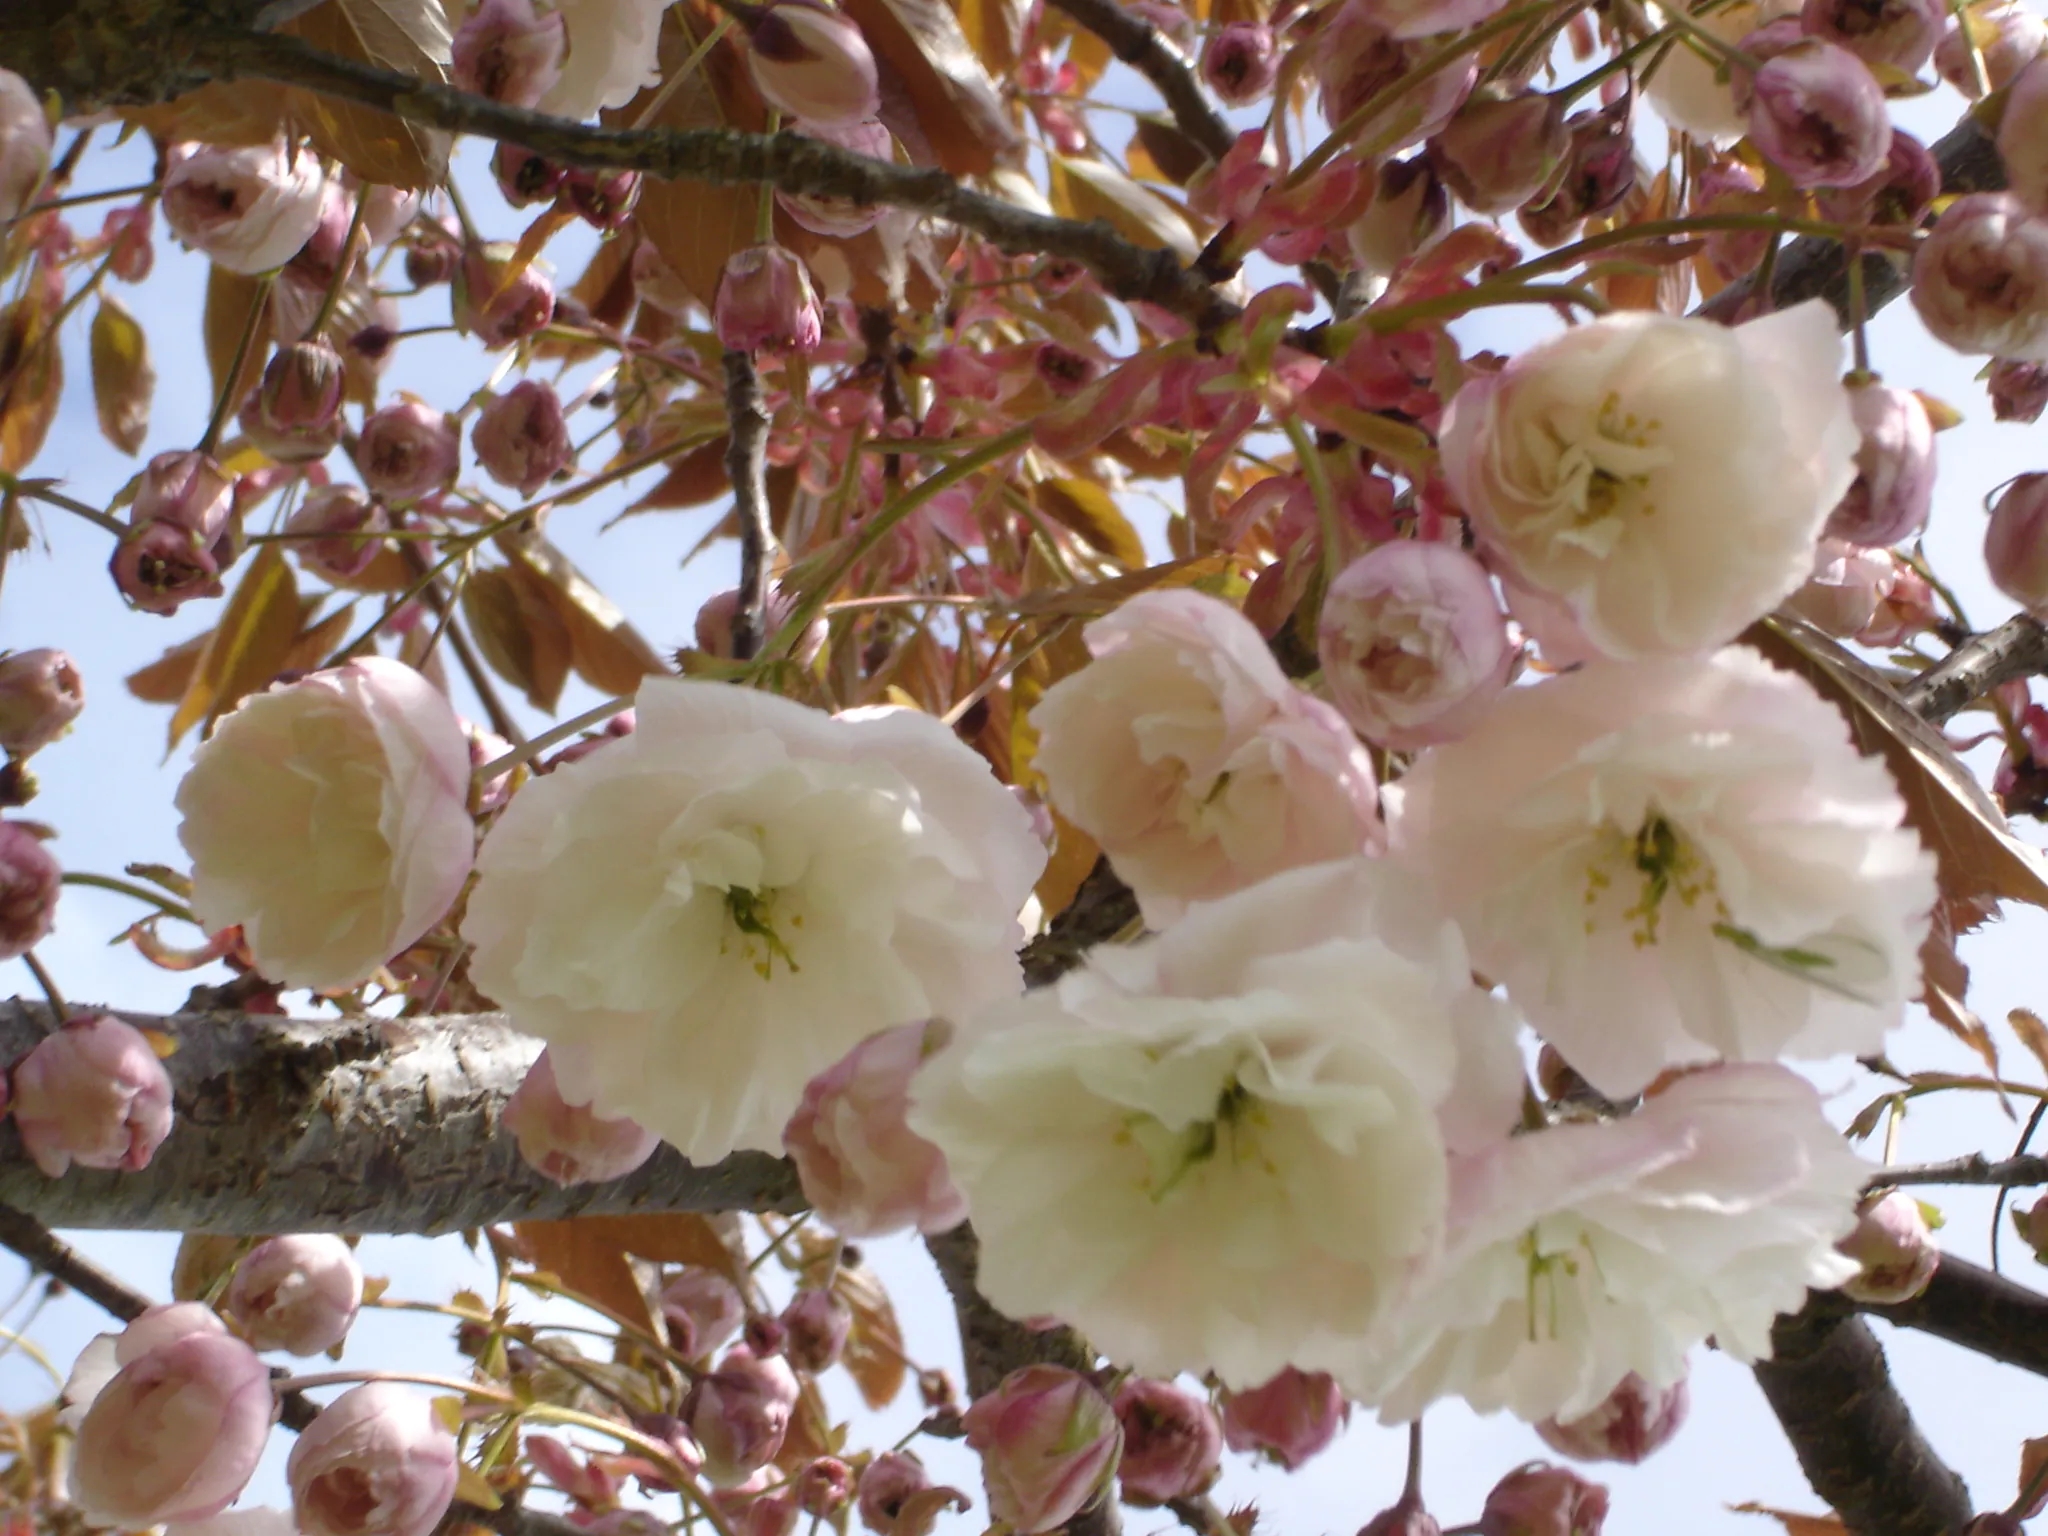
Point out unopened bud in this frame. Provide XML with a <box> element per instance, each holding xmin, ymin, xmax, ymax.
<box><xmin>661</xmin><ymin>1266</ymin><xmax>746</xmax><ymax>1358</ymax></box>
<box><xmin>964</xmin><ymin>1365</ymin><xmax>1122</xmax><ymax>1536</ymax></box>
<box><xmin>227</xmin><ymin>1234</ymin><xmax>364</xmax><ymax>1355</ymax></box>
<box><xmin>780</xmin><ymin>1288</ymin><xmax>852</xmax><ymax>1373</ymax></box>
<box><xmin>690</xmin><ymin>1347</ymin><xmax>801</xmax><ymax>1484</ymax></box>
<box><xmin>1359</xmin><ymin>1497</ymin><xmax>1441</xmax><ymax>1536</ymax></box>
<box><xmin>101</xmin><ymin>203</ymin><xmax>155</xmax><ymax>283</ymax></box>
<box><xmin>1220</xmin><ymin>1367</ymin><xmax>1348</xmax><ymax>1471</ymax></box>
<box><xmin>1112</xmin><ymin>1378</ymin><xmax>1221</xmax><ymax>1506</ymax></box>
<box><xmin>492</xmin><ymin>142</ymin><xmax>567</xmax><ymax>208</ymax></box>
<box><xmin>1815</xmin><ymin>128</ymin><xmax>1942</xmax><ymax>229</ymax></box>
<box><xmin>1201</xmin><ymin>23</ymin><xmax>1279</xmax><ymax>105</ymax></box>
<box><xmin>798</xmin><ymin>1458</ymin><xmax>854</xmax><ymax>1518</ymax></box>
<box><xmin>288</xmin><ymin>1382</ymin><xmax>458</xmax><ymax>1536</ymax></box>
<box><xmin>357</xmin><ymin>399</ymin><xmax>462</xmax><ymax>502</ymax></box>
<box><xmin>473</xmin><ymin>379</ymin><xmax>573</xmax><ymax>497</ymax></box>
<box><xmin>0</xmin><ymin>68</ymin><xmax>52</xmax><ymax>227</ymax></box>
<box><xmin>745</xmin><ymin>1</ymin><xmax>881</xmax><ymax>128</ymax></box>
<box><xmin>454</xmin><ymin>242</ymin><xmax>557</xmax><ymax>347</ymax></box>
<box><xmin>714</xmin><ymin>244</ymin><xmax>823</xmax><ymax>352</ymax></box>
<box><xmin>1826</xmin><ymin>380</ymin><xmax>1936</xmax><ymax>547</ymax></box>
<box><xmin>285</xmin><ymin>486</ymin><xmax>390</xmax><ymax>586</ymax></box>
<box><xmin>1839</xmin><ymin>1188</ymin><xmax>1940</xmax><ymax>1303</ymax></box>
<box><xmin>1347</xmin><ymin>155</ymin><xmax>1450</xmax><ymax>279</ymax></box>
<box><xmin>1535</xmin><ymin>1371</ymin><xmax>1690</xmax><ymax>1464</ymax></box>
<box><xmin>10</xmin><ymin>1011</ymin><xmax>171</xmax><ymax>1176</ymax></box>
<box><xmin>452</xmin><ymin>0</ymin><xmax>565</xmax><ymax>108</ymax></box>
<box><xmin>250</xmin><ymin>339</ymin><xmax>347</xmax><ymax>461</ymax></box>
<box><xmin>505</xmin><ymin>1047</ymin><xmax>661</xmax><ymax>1185</ymax></box>
<box><xmin>1987</xmin><ymin>473</ymin><xmax>2048</xmax><ymax>611</ymax></box>
<box><xmin>1911</xmin><ymin>193</ymin><xmax>2048</xmax><ymax>361</ymax></box>
<box><xmin>1744</xmin><ymin>39</ymin><xmax>1892</xmax><ymax>189</ymax></box>
<box><xmin>1991</xmin><ymin>357</ymin><xmax>2048</xmax><ymax>423</ymax></box>
<box><xmin>1801</xmin><ymin>0</ymin><xmax>1942</xmax><ymax>73</ymax></box>
<box><xmin>1427</xmin><ymin>89</ymin><xmax>1569</xmax><ymax>216</ymax></box>
<box><xmin>562</xmin><ymin>166</ymin><xmax>641</xmax><ymax>229</ymax></box>
<box><xmin>1479</xmin><ymin>1462</ymin><xmax>1610</xmax><ymax>1536</ymax></box>
<box><xmin>0</xmin><ymin>648</ymin><xmax>82</xmax><ymax>757</ymax></box>
<box><xmin>2001</xmin><ymin>56</ymin><xmax>2048</xmax><ymax>215</ymax></box>
<box><xmin>1936</xmin><ymin>0</ymin><xmax>2047</xmax><ymax>96</ymax></box>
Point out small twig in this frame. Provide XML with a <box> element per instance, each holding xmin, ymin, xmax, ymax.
<box><xmin>1881</xmin><ymin>1151</ymin><xmax>2048</xmax><ymax>1191</ymax></box>
<box><xmin>721</xmin><ymin>349</ymin><xmax>773</xmax><ymax>663</ymax></box>
<box><xmin>0</xmin><ymin>1204</ymin><xmax>150</xmax><ymax>1321</ymax></box>
<box><xmin>1044</xmin><ymin>0</ymin><xmax>1233</xmax><ymax>163</ymax></box>
<box><xmin>19</xmin><ymin>951</ymin><xmax>67</xmax><ymax>1024</ymax></box>
<box><xmin>197</xmin><ymin>273</ymin><xmax>272</xmax><ymax>457</ymax></box>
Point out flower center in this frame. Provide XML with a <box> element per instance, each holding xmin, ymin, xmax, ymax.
<box><xmin>1519</xmin><ymin>1227</ymin><xmax>1601</xmax><ymax>1343</ymax></box>
<box><xmin>1582</xmin><ymin>811</ymin><xmax>1720</xmax><ymax>946</ymax></box>
<box><xmin>1120</xmin><ymin>1076</ymin><xmax>1277</xmax><ymax>1202</ymax></box>
<box><xmin>1543</xmin><ymin>391</ymin><xmax>1669</xmax><ymax>551</ymax></box>
<box><xmin>722</xmin><ymin>886</ymin><xmax>801</xmax><ymax>980</ymax></box>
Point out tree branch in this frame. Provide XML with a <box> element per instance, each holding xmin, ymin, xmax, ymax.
<box><xmin>1852</xmin><ymin>1256</ymin><xmax>2048</xmax><ymax>1382</ymax></box>
<box><xmin>1879</xmin><ymin>1154</ymin><xmax>2048</xmax><ymax>1191</ymax></box>
<box><xmin>722</xmin><ymin>349</ymin><xmax>772</xmax><ymax>663</ymax></box>
<box><xmin>1752</xmin><ymin>1309</ymin><xmax>1974</xmax><ymax>1536</ymax></box>
<box><xmin>1042</xmin><ymin>0</ymin><xmax>1235</xmax><ymax>164</ymax></box>
<box><xmin>0</xmin><ymin>1202</ymin><xmax>152</xmax><ymax>1320</ymax></box>
<box><xmin>0</xmin><ymin>1002</ymin><xmax>802</xmax><ymax>1233</ymax></box>
<box><xmin>1898</xmin><ymin>613</ymin><xmax>2048</xmax><ymax>726</ymax></box>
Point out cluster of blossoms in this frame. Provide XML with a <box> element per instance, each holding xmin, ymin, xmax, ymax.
<box><xmin>12</xmin><ymin>0</ymin><xmax>2048</xmax><ymax>1521</ymax></box>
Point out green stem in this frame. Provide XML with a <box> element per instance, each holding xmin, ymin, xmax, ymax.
<box><xmin>473</xmin><ymin>693</ymin><xmax>635</xmax><ymax>782</ymax></box>
<box><xmin>5</xmin><ymin>476</ymin><xmax>127</xmax><ymax>537</ymax></box>
<box><xmin>60</xmin><ymin>871</ymin><xmax>197</xmax><ymax>922</ymax></box>
<box><xmin>197</xmin><ymin>273</ymin><xmax>274</xmax><ymax>457</ymax></box>
<box><xmin>308</xmin><ymin>188</ymin><xmax>370</xmax><ymax>340</ymax></box>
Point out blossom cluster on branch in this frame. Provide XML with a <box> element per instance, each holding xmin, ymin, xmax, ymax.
<box><xmin>7</xmin><ymin>0</ymin><xmax>2048</xmax><ymax>1531</ymax></box>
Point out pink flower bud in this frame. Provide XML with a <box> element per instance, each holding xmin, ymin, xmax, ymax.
<box><xmin>0</xmin><ymin>68</ymin><xmax>51</xmax><ymax>226</ymax></box>
<box><xmin>1991</xmin><ymin>357</ymin><xmax>2048</xmax><ymax>423</ymax></box>
<box><xmin>798</xmin><ymin>1458</ymin><xmax>855</xmax><ymax>1517</ymax></box>
<box><xmin>288</xmin><ymin>181</ymin><xmax>368</xmax><ymax>295</ymax></box>
<box><xmin>963</xmin><ymin>1366</ymin><xmax>1122</xmax><ymax>1536</ymax></box>
<box><xmin>101</xmin><ymin>202</ymin><xmax>155</xmax><ymax>283</ymax></box>
<box><xmin>715</xmin><ymin>243</ymin><xmax>823</xmax><ymax>353</ymax></box>
<box><xmin>1936</xmin><ymin>1</ymin><xmax>2046</xmax><ymax>95</ymax></box>
<box><xmin>1825</xmin><ymin>380</ymin><xmax>1936</xmax><ymax>546</ymax></box>
<box><xmin>454</xmin><ymin>242</ymin><xmax>557</xmax><ymax>347</ymax></box>
<box><xmin>405</xmin><ymin>220</ymin><xmax>461</xmax><ymax>287</ymax></box>
<box><xmin>1987</xmin><ymin>473</ymin><xmax>2048</xmax><ymax>610</ymax></box>
<box><xmin>1348</xmin><ymin>155</ymin><xmax>1451</xmax><ymax>279</ymax></box>
<box><xmin>1801</xmin><ymin>0</ymin><xmax>1942</xmax><ymax>73</ymax></box>
<box><xmin>1535</xmin><ymin>1372</ymin><xmax>1690</xmax><ymax>1464</ymax></box>
<box><xmin>1856</xmin><ymin>558</ymin><xmax>1937</xmax><ymax>647</ymax></box>
<box><xmin>1316</xmin><ymin>7</ymin><xmax>1475</xmax><ymax>150</ymax></box>
<box><xmin>357</xmin><ymin>400</ymin><xmax>462</xmax><ymax>502</ymax></box>
<box><xmin>10</xmin><ymin>1012</ymin><xmax>172</xmax><ymax>1176</ymax></box>
<box><xmin>784</xmin><ymin>1020</ymin><xmax>967</xmax><ymax>1237</ymax></box>
<box><xmin>1787</xmin><ymin>539</ymin><xmax>1899</xmax><ymax>637</ymax></box>
<box><xmin>0</xmin><ymin>647</ymin><xmax>82</xmax><ymax>757</ymax></box>
<box><xmin>245</xmin><ymin>340</ymin><xmax>346</xmax><ymax>463</ymax></box>
<box><xmin>780</xmin><ymin>1288</ymin><xmax>851</xmax><ymax>1372</ymax></box>
<box><xmin>289</xmin><ymin>1384</ymin><xmax>457</xmax><ymax>1536</ymax></box>
<box><xmin>227</xmin><ymin>1234</ymin><xmax>365</xmax><ymax>1355</ymax></box>
<box><xmin>1480</xmin><ymin>1463</ymin><xmax>1610</xmax><ymax>1536</ymax></box>
<box><xmin>285</xmin><ymin>486</ymin><xmax>391</xmax><ymax>585</ymax></box>
<box><xmin>661</xmin><ymin>1266</ymin><xmax>746</xmax><ymax>1358</ymax></box>
<box><xmin>473</xmin><ymin>380</ymin><xmax>573</xmax><ymax>497</ymax></box>
<box><xmin>690</xmin><ymin>1347</ymin><xmax>801</xmax><ymax>1485</ymax></box>
<box><xmin>1201</xmin><ymin>24</ymin><xmax>1279</xmax><ymax>106</ymax></box>
<box><xmin>1360</xmin><ymin>1498</ymin><xmax>1442</xmax><ymax>1536</ymax></box>
<box><xmin>1219</xmin><ymin>1367</ymin><xmax>1347</xmax><ymax>1471</ymax></box>
<box><xmin>493</xmin><ymin>142</ymin><xmax>567</xmax><ymax>208</ymax></box>
<box><xmin>745</xmin><ymin>1</ymin><xmax>881</xmax><ymax>129</ymax></box>
<box><xmin>1815</xmin><ymin>132</ymin><xmax>1940</xmax><ymax>236</ymax></box>
<box><xmin>1111</xmin><ymin>1379</ymin><xmax>1222</xmax><ymax>1506</ymax></box>
<box><xmin>162</xmin><ymin>138</ymin><xmax>328</xmax><ymax>275</ymax></box>
<box><xmin>120</xmin><ymin>1302</ymin><xmax>231</xmax><ymax>1362</ymax></box>
<box><xmin>135</xmin><ymin>449</ymin><xmax>238</xmax><ymax>543</ymax></box>
<box><xmin>1839</xmin><ymin>1188</ymin><xmax>1940</xmax><ymax>1303</ymax></box>
<box><xmin>357</xmin><ymin>183</ymin><xmax>419</xmax><ymax>247</ymax></box>
<box><xmin>1426</xmin><ymin>90</ymin><xmax>1569</xmax><ymax>216</ymax></box>
<box><xmin>1317</xmin><ymin>540</ymin><xmax>1514</xmax><ymax>750</ymax></box>
<box><xmin>1911</xmin><ymin>193</ymin><xmax>2048</xmax><ymax>361</ymax></box>
<box><xmin>111</xmin><ymin>518</ymin><xmax>229</xmax><ymax>615</ymax></box>
<box><xmin>742</xmin><ymin>1490</ymin><xmax>800</xmax><ymax>1536</ymax></box>
<box><xmin>452</xmin><ymin>0</ymin><xmax>565</xmax><ymax>108</ymax></box>
<box><xmin>1744</xmin><ymin>40</ymin><xmax>1891</xmax><ymax>189</ymax></box>
<box><xmin>1518</xmin><ymin>95</ymin><xmax>1634</xmax><ymax>245</ymax></box>
<box><xmin>2001</xmin><ymin>57</ymin><xmax>2048</xmax><ymax>216</ymax></box>
<box><xmin>72</xmin><ymin>1331</ymin><xmax>275</xmax><ymax>1525</ymax></box>
<box><xmin>858</xmin><ymin>1453</ymin><xmax>940</xmax><ymax>1536</ymax></box>
<box><xmin>563</xmin><ymin>166</ymin><xmax>641</xmax><ymax>230</ymax></box>
<box><xmin>776</xmin><ymin>118</ymin><xmax>893</xmax><ymax>236</ymax></box>
<box><xmin>505</xmin><ymin>1047</ymin><xmax>661</xmax><ymax>1185</ymax></box>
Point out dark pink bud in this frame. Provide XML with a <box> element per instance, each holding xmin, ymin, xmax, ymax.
<box><xmin>1745</xmin><ymin>40</ymin><xmax>1892</xmax><ymax>189</ymax></box>
<box><xmin>779</xmin><ymin>1288</ymin><xmax>851</xmax><ymax>1373</ymax></box>
<box><xmin>858</xmin><ymin>1453</ymin><xmax>934</xmax><ymax>1536</ymax></box>
<box><xmin>1479</xmin><ymin>1463</ymin><xmax>1610</xmax><ymax>1536</ymax></box>
<box><xmin>472</xmin><ymin>379</ymin><xmax>573</xmax><ymax>497</ymax></box>
<box><xmin>1825</xmin><ymin>380</ymin><xmax>1936</xmax><ymax>546</ymax></box>
<box><xmin>133</xmin><ymin>450</ymin><xmax>236</xmax><ymax>542</ymax></box>
<box><xmin>288</xmin><ymin>1382</ymin><xmax>458</xmax><ymax>1536</ymax></box>
<box><xmin>1855</xmin><ymin>559</ymin><xmax>1937</xmax><ymax>646</ymax></box>
<box><xmin>1691</xmin><ymin>157</ymin><xmax>1772</xmax><ymax>280</ymax></box>
<box><xmin>1518</xmin><ymin>95</ymin><xmax>1634</xmax><ymax>245</ymax></box>
<box><xmin>285</xmin><ymin>486</ymin><xmax>390</xmax><ymax>585</ymax></box>
<box><xmin>492</xmin><ymin>142</ymin><xmax>567</xmax><ymax>208</ymax></box>
<box><xmin>1535</xmin><ymin>1372</ymin><xmax>1690</xmax><ymax>1464</ymax></box>
<box><xmin>689</xmin><ymin>1347</ymin><xmax>800</xmax><ymax>1484</ymax></box>
<box><xmin>101</xmin><ymin>203</ymin><xmax>155</xmax><ymax>283</ymax></box>
<box><xmin>1427</xmin><ymin>90</ymin><xmax>1569</xmax><ymax>216</ymax></box>
<box><xmin>1911</xmin><ymin>193</ymin><xmax>2048</xmax><ymax>360</ymax></box>
<box><xmin>1315</xmin><ymin>8</ymin><xmax>1475</xmax><ymax>150</ymax></box>
<box><xmin>1789</xmin><ymin>539</ymin><xmax>1900</xmax><ymax>637</ymax></box>
<box><xmin>0</xmin><ymin>648</ymin><xmax>82</xmax><ymax>757</ymax></box>
<box><xmin>563</xmin><ymin>166</ymin><xmax>641</xmax><ymax>229</ymax></box>
<box><xmin>1935</xmin><ymin>1</ymin><xmax>2046</xmax><ymax>96</ymax></box>
<box><xmin>1348</xmin><ymin>155</ymin><xmax>1451</xmax><ymax>278</ymax></box>
<box><xmin>505</xmin><ymin>1047</ymin><xmax>661</xmax><ymax>1185</ymax></box>
<box><xmin>454</xmin><ymin>242</ymin><xmax>556</xmax><ymax>347</ymax></box>
<box><xmin>226</xmin><ymin>1233</ymin><xmax>364</xmax><ymax>1355</ymax></box>
<box><xmin>249</xmin><ymin>338</ymin><xmax>347</xmax><ymax>462</ymax></box>
<box><xmin>404</xmin><ymin>216</ymin><xmax>461</xmax><ymax>287</ymax></box>
<box><xmin>744</xmin><ymin>1312</ymin><xmax>788</xmax><ymax>1358</ymax></box>
<box><xmin>745</xmin><ymin>0</ymin><xmax>880</xmax><ymax>128</ymax></box>
<box><xmin>1201</xmin><ymin>23</ymin><xmax>1279</xmax><ymax>105</ymax></box>
<box><xmin>452</xmin><ymin>0</ymin><xmax>565</xmax><ymax>108</ymax></box>
<box><xmin>1801</xmin><ymin>0</ymin><xmax>1942</xmax><ymax>73</ymax></box>
<box><xmin>1111</xmin><ymin>1379</ymin><xmax>1221</xmax><ymax>1506</ymax></box>
<box><xmin>1220</xmin><ymin>1367</ymin><xmax>1348</xmax><ymax>1471</ymax></box>
<box><xmin>357</xmin><ymin>400</ymin><xmax>462</xmax><ymax>501</ymax></box>
<box><xmin>1990</xmin><ymin>357</ymin><xmax>2048</xmax><ymax>422</ymax></box>
<box><xmin>660</xmin><ymin>1266</ymin><xmax>746</xmax><ymax>1359</ymax></box>
<box><xmin>1359</xmin><ymin>1497</ymin><xmax>1442</xmax><ymax>1536</ymax></box>
<box><xmin>1839</xmin><ymin>1188</ymin><xmax>1940</xmax><ymax>1302</ymax></box>
<box><xmin>963</xmin><ymin>1365</ymin><xmax>1121</xmax><ymax>1536</ymax></box>
<box><xmin>797</xmin><ymin>1458</ymin><xmax>854</xmax><ymax>1518</ymax></box>
<box><xmin>743</xmin><ymin>1490</ymin><xmax>800</xmax><ymax>1536</ymax></box>
<box><xmin>111</xmin><ymin>518</ymin><xmax>225</xmax><ymax>615</ymax></box>
<box><xmin>10</xmin><ymin>1011</ymin><xmax>171</xmax><ymax>1175</ymax></box>
<box><xmin>1815</xmin><ymin>128</ymin><xmax>1941</xmax><ymax>228</ymax></box>
<box><xmin>714</xmin><ymin>244</ymin><xmax>823</xmax><ymax>352</ymax></box>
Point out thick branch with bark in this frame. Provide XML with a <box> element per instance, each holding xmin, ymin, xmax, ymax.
<box><xmin>0</xmin><ymin>1002</ymin><xmax>801</xmax><ymax>1232</ymax></box>
<box><xmin>722</xmin><ymin>348</ymin><xmax>772</xmax><ymax>663</ymax></box>
<box><xmin>1900</xmin><ymin>613</ymin><xmax>2048</xmax><ymax>726</ymax></box>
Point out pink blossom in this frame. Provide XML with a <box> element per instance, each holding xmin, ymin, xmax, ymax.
<box><xmin>0</xmin><ymin>647</ymin><xmax>83</xmax><ymax>757</ymax></box>
<box><xmin>285</xmin><ymin>486</ymin><xmax>390</xmax><ymax>585</ymax></box>
<box><xmin>1987</xmin><ymin>473</ymin><xmax>2048</xmax><ymax>611</ymax></box>
<box><xmin>690</xmin><ymin>1347</ymin><xmax>801</xmax><ymax>1484</ymax></box>
<box><xmin>473</xmin><ymin>379</ymin><xmax>573</xmax><ymax>497</ymax></box>
<box><xmin>1315</xmin><ymin>4</ymin><xmax>1476</xmax><ymax>147</ymax></box>
<box><xmin>245</xmin><ymin>339</ymin><xmax>346</xmax><ymax>463</ymax></box>
<box><xmin>1317</xmin><ymin>540</ymin><xmax>1514</xmax><ymax>750</ymax></box>
<box><xmin>660</xmin><ymin>1266</ymin><xmax>747</xmax><ymax>1358</ymax></box>
<box><xmin>162</xmin><ymin>138</ymin><xmax>327</xmax><ymax>274</ymax></box>
<box><xmin>357</xmin><ymin>400</ymin><xmax>462</xmax><ymax>502</ymax></box>
<box><xmin>1826</xmin><ymin>380</ymin><xmax>1936</xmax><ymax>547</ymax></box>
<box><xmin>963</xmin><ymin>1365</ymin><xmax>1122</xmax><ymax>1535</ymax></box>
<box><xmin>1839</xmin><ymin>1188</ymin><xmax>1940</xmax><ymax>1302</ymax></box>
<box><xmin>1480</xmin><ymin>1463</ymin><xmax>1609</xmax><ymax>1536</ymax></box>
<box><xmin>2001</xmin><ymin>56</ymin><xmax>2048</xmax><ymax>214</ymax></box>
<box><xmin>1991</xmin><ymin>357</ymin><xmax>2048</xmax><ymax>423</ymax></box>
<box><xmin>505</xmin><ymin>1047</ymin><xmax>661</xmax><ymax>1185</ymax></box>
<box><xmin>72</xmin><ymin>1332</ymin><xmax>275</xmax><ymax>1525</ymax></box>
<box><xmin>451</xmin><ymin>0</ymin><xmax>565</xmax><ymax>108</ymax></box>
<box><xmin>1536</xmin><ymin>1373</ymin><xmax>1691</xmax><ymax>1464</ymax></box>
<box><xmin>1744</xmin><ymin>40</ymin><xmax>1892</xmax><ymax>189</ymax></box>
<box><xmin>783</xmin><ymin>1020</ymin><xmax>967</xmax><ymax>1238</ymax></box>
<box><xmin>1911</xmin><ymin>193</ymin><xmax>2048</xmax><ymax>361</ymax></box>
<box><xmin>1426</xmin><ymin>90</ymin><xmax>1570</xmax><ymax>216</ymax></box>
<box><xmin>1787</xmin><ymin>539</ymin><xmax>1900</xmax><ymax>638</ymax></box>
<box><xmin>111</xmin><ymin>452</ymin><xmax>238</xmax><ymax>615</ymax></box>
<box><xmin>778</xmin><ymin>118</ymin><xmax>894</xmax><ymax>237</ymax></box>
<box><xmin>289</xmin><ymin>1383</ymin><xmax>457</xmax><ymax>1536</ymax></box>
<box><xmin>744</xmin><ymin>1</ymin><xmax>879</xmax><ymax>128</ymax></box>
<box><xmin>0</xmin><ymin>818</ymin><xmax>59</xmax><ymax>960</ymax></box>
<box><xmin>1814</xmin><ymin>128</ymin><xmax>1942</xmax><ymax>229</ymax></box>
<box><xmin>1201</xmin><ymin>24</ymin><xmax>1278</xmax><ymax>105</ymax></box>
<box><xmin>1801</xmin><ymin>0</ymin><xmax>1942</xmax><ymax>72</ymax></box>
<box><xmin>1220</xmin><ymin>1367</ymin><xmax>1348</xmax><ymax>1470</ymax></box>
<box><xmin>10</xmin><ymin>1013</ymin><xmax>173</xmax><ymax>1177</ymax></box>
<box><xmin>1111</xmin><ymin>1379</ymin><xmax>1222</xmax><ymax>1505</ymax></box>
<box><xmin>857</xmin><ymin>1452</ymin><xmax>968</xmax><ymax>1536</ymax></box>
<box><xmin>1346</xmin><ymin>0</ymin><xmax>1514</xmax><ymax>37</ymax></box>
<box><xmin>454</xmin><ymin>242</ymin><xmax>557</xmax><ymax>347</ymax></box>
<box><xmin>780</xmin><ymin>1288</ymin><xmax>851</xmax><ymax>1372</ymax></box>
<box><xmin>227</xmin><ymin>1234</ymin><xmax>365</xmax><ymax>1355</ymax></box>
<box><xmin>0</xmin><ymin>68</ymin><xmax>51</xmax><ymax>226</ymax></box>
<box><xmin>715</xmin><ymin>244</ymin><xmax>823</xmax><ymax>352</ymax></box>
<box><xmin>1935</xmin><ymin>0</ymin><xmax>2046</xmax><ymax>95</ymax></box>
